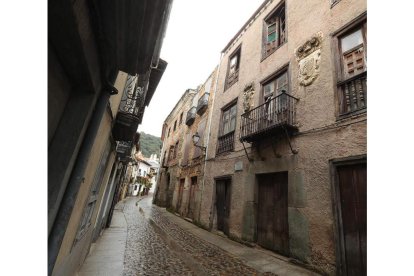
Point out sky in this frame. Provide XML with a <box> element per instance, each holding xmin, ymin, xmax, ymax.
<box><xmin>139</xmin><ymin>0</ymin><xmax>264</xmax><ymax>137</ymax></box>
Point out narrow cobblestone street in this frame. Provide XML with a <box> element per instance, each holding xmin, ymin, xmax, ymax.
<box><xmin>123</xmin><ymin>196</ymin><xmax>263</xmax><ymax>276</ymax></box>
<box><xmin>77</xmin><ymin>196</ymin><xmax>319</xmax><ymax>276</ymax></box>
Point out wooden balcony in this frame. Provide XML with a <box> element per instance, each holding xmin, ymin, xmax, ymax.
<box><xmin>196</xmin><ymin>93</ymin><xmax>209</xmax><ymax>115</ymax></box>
<box><xmin>185</xmin><ymin>106</ymin><xmax>197</xmax><ymax>126</ymax></box>
<box><xmin>240</xmin><ymin>92</ymin><xmax>298</xmax><ymax>143</ymax></box>
<box><xmin>337</xmin><ymin>72</ymin><xmax>367</xmax><ymax>116</ymax></box>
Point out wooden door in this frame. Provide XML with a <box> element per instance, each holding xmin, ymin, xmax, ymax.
<box><xmin>187</xmin><ymin>177</ymin><xmax>197</xmax><ymax>220</ymax></box>
<box><xmin>257</xmin><ymin>172</ymin><xmax>289</xmax><ymax>256</ymax></box>
<box><xmin>337</xmin><ymin>163</ymin><xmax>367</xmax><ymax>276</ymax></box>
<box><xmin>177</xmin><ymin>179</ymin><xmax>185</xmax><ymax>213</ymax></box>
<box><xmin>216</xmin><ymin>179</ymin><xmax>231</xmax><ymax>235</ymax></box>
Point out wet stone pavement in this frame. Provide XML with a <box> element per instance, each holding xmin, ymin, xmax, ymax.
<box><xmin>121</xmin><ymin>196</ymin><xmax>277</xmax><ymax>276</ymax></box>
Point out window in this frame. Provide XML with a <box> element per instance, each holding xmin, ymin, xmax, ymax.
<box><xmin>167</xmin><ymin>127</ymin><xmax>170</xmax><ymax>137</ymax></box>
<box><xmin>226</xmin><ymin>47</ymin><xmax>241</xmax><ymax>90</ymax></box>
<box><xmin>168</xmin><ymin>145</ymin><xmax>174</xmax><ymax>161</ymax></box>
<box><xmin>173</xmin><ymin>141</ymin><xmax>179</xmax><ymax>159</ymax></box>
<box><xmin>179</xmin><ymin>112</ymin><xmax>183</xmax><ymax>125</ymax></box>
<box><xmin>263</xmin><ymin>2</ymin><xmax>286</xmax><ymax>59</ymax></box>
<box><xmin>335</xmin><ymin>16</ymin><xmax>367</xmax><ymax>116</ymax></box>
<box><xmin>217</xmin><ymin>102</ymin><xmax>237</xmax><ymax>154</ymax></box>
<box><xmin>263</xmin><ymin>71</ymin><xmax>288</xmax><ymax>102</ymax></box>
<box><xmin>173</xmin><ymin>120</ymin><xmax>177</xmax><ymax>131</ymax></box>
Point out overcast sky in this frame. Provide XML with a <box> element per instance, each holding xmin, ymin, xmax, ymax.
<box><xmin>139</xmin><ymin>0</ymin><xmax>264</xmax><ymax>137</ymax></box>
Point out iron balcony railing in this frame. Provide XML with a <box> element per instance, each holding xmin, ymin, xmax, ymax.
<box><xmin>337</xmin><ymin>72</ymin><xmax>366</xmax><ymax>116</ymax></box>
<box><xmin>185</xmin><ymin>106</ymin><xmax>197</xmax><ymax>126</ymax></box>
<box><xmin>196</xmin><ymin>93</ymin><xmax>209</xmax><ymax>115</ymax></box>
<box><xmin>240</xmin><ymin>92</ymin><xmax>298</xmax><ymax>142</ymax></box>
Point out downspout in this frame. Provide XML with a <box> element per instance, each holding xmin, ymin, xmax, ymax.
<box><xmin>48</xmin><ymin>91</ymin><xmax>110</xmax><ymax>275</ymax></box>
<box><xmin>197</xmin><ymin>53</ymin><xmax>224</xmax><ymax>223</ymax></box>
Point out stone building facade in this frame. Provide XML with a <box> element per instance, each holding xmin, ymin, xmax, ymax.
<box><xmin>157</xmin><ymin>0</ymin><xmax>367</xmax><ymax>275</ymax></box>
<box><xmin>155</xmin><ymin>67</ymin><xmax>218</xmax><ymax>222</ymax></box>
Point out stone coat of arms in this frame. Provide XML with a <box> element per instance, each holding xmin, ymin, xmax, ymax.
<box><xmin>242</xmin><ymin>82</ymin><xmax>255</xmax><ymax>112</ymax></box>
<box><xmin>296</xmin><ymin>32</ymin><xmax>323</xmax><ymax>86</ymax></box>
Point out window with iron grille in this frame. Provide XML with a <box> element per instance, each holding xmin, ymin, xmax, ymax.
<box><xmin>217</xmin><ymin>102</ymin><xmax>237</xmax><ymax>154</ymax></box>
<box><xmin>263</xmin><ymin>2</ymin><xmax>286</xmax><ymax>59</ymax></box>
<box><xmin>335</xmin><ymin>16</ymin><xmax>367</xmax><ymax>117</ymax></box>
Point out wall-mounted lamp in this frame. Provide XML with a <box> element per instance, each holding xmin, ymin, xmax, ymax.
<box><xmin>192</xmin><ymin>132</ymin><xmax>206</xmax><ymax>154</ymax></box>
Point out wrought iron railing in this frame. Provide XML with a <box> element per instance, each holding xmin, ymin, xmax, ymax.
<box><xmin>196</xmin><ymin>93</ymin><xmax>209</xmax><ymax>115</ymax></box>
<box><xmin>337</xmin><ymin>72</ymin><xmax>366</xmax><ymax>116</ymax></box>
<box><xmin>185</xmin><ymin>106</ymin><xmax>197</xmax><ymax>126</ymax></box>
<box><xmin>216</xmin><ymin>131</ymin><xmax>235</xmax><ymax>154</ymax></box>
<box><xmin>119</xmin><ymin>75</ymin><xmax>145</xmax><ymax>118</ymax></box>
<box><xmin>240</xmin><ymin>92</ymin><xmax>298</xmax><ymax>140</ymax></box>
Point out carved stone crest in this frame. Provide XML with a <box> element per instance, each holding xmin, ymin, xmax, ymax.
<box><xmin>295</xmin><ymin>32</ymin><xmax>323</xmax><ymax>86</ymax></box>
<box><xmin>243</xmin><ymin>82</ymin><xmax>255</xmax><ymax>112</ymax></box>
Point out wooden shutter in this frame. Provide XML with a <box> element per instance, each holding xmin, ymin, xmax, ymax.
<box><xmin>343</xmin><ymin>46</ymin><xmax>365</xmax><ymax>78</ymax></box>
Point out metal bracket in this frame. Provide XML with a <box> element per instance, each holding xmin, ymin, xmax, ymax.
<box><xmin>282</xmin><ymin>125</ymin><xmax>298</xmax><ymax>154</ymax></box>
<box><xmin>241</xmin><ymin>141</ymin><xmax>253</xmax><ymax>162</ymax></box>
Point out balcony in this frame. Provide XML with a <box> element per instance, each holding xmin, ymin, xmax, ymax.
<box><xmin>112</xmin><ymin>75</ymin><xmax>145</xmax><ymax>141</ymax></box>
<box><xmin>216</xmin><ymin>131</ymin><xmax>235</xmax><ymax>154</ymax></box>
<box><xmin>185</xmin><ymin>106</ymin><xmax>197</xmax><ymax>126</ymax></box>
<box><xmin>116</xmin><ymin>141</ymin><xmax>133</xmax><ymax>162</ymax></box>
<box><xmin>240</xmin><ymin>92</ymin><xmax>298</xmax><ymax>143</ymax></box>
<box><xmin>196</xmin><ymin>93</ymin><xmax>209</xmax><ymax>115</ymax></box>
<box><xmin>337</xmin><ymin>72</ymin><xmax>367</xmax><ymax>116</ymax></box>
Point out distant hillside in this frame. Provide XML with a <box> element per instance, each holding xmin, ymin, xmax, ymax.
<box><xmin>139</xmin><ymin>132</ymin><xmax>162</xmax><ymax>158</ymax></box>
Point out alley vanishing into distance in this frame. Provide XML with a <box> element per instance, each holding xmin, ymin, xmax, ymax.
<box><xmin>79</xmin><ymin>196</ymin><xmax>318</xmax><ymax>276</ymax></box>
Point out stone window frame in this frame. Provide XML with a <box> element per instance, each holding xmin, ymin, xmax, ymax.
<box><xmin>261</xmin><ymin>1</ymin><xmax>286</xmax><ymax>61</ymax></box>
<box><xmin>332</xmin><ymin>12</ymin><xmax>367</xmax><ymax>119</ymax></box>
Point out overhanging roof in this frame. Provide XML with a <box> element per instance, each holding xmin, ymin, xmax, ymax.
<box><xmin>145</xmin><ymin>59</ymin><xmax>168</xmax><ymax>107</ymax></box>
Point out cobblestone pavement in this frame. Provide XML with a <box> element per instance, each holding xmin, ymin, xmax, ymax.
<box><xmin>122</xmin><ymin>196</ymin><xmax>277</xmax><ymax>276</ymax></box>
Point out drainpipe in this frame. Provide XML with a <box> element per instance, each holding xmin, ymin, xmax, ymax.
<box><xmin>48</xmin><ymin>91</ymin><xmax>110</xmax><ymax>275</ymax></box>
<box><xmin>197</xmin><ymin>53</ymin><xmax>224</xmax><ymax>223</ymax></box>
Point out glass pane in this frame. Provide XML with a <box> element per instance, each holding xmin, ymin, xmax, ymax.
<box><xmin>230</xmin><ymin>117</ymin><xmax>236</xmax><ymax>132</ymax></box>
<box><xmin>268</xmin><ymin>23</ymin><xmax>276</xmax><ymax>33</ymax></box>
<box><xmin>230</xmin><ymin>56</ymin><xmax>237</xmax><ymax>67</ymax></box>
<box><xmin>230</xmin><ymin>105</ymin><xmax>237</xmax><ymax>117</ymax></box>
<box><xmin>267</xmin><ymin>32</ymin><xmax>276</xmax><ymax>43</ymax></box>
<box><xmin>264</xmin><ymin>82</ymin><xmax>275</xmax><ymax>97</ymax></box>
<box><xmin>341</xmin><ymin>29</ymin><xmax>363</xmax><ymax>53</ymax></box>
<box><xmin>276</xmin><ymin>72</ymin><xmax>288</xmax><ymax>94</ymax></box>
